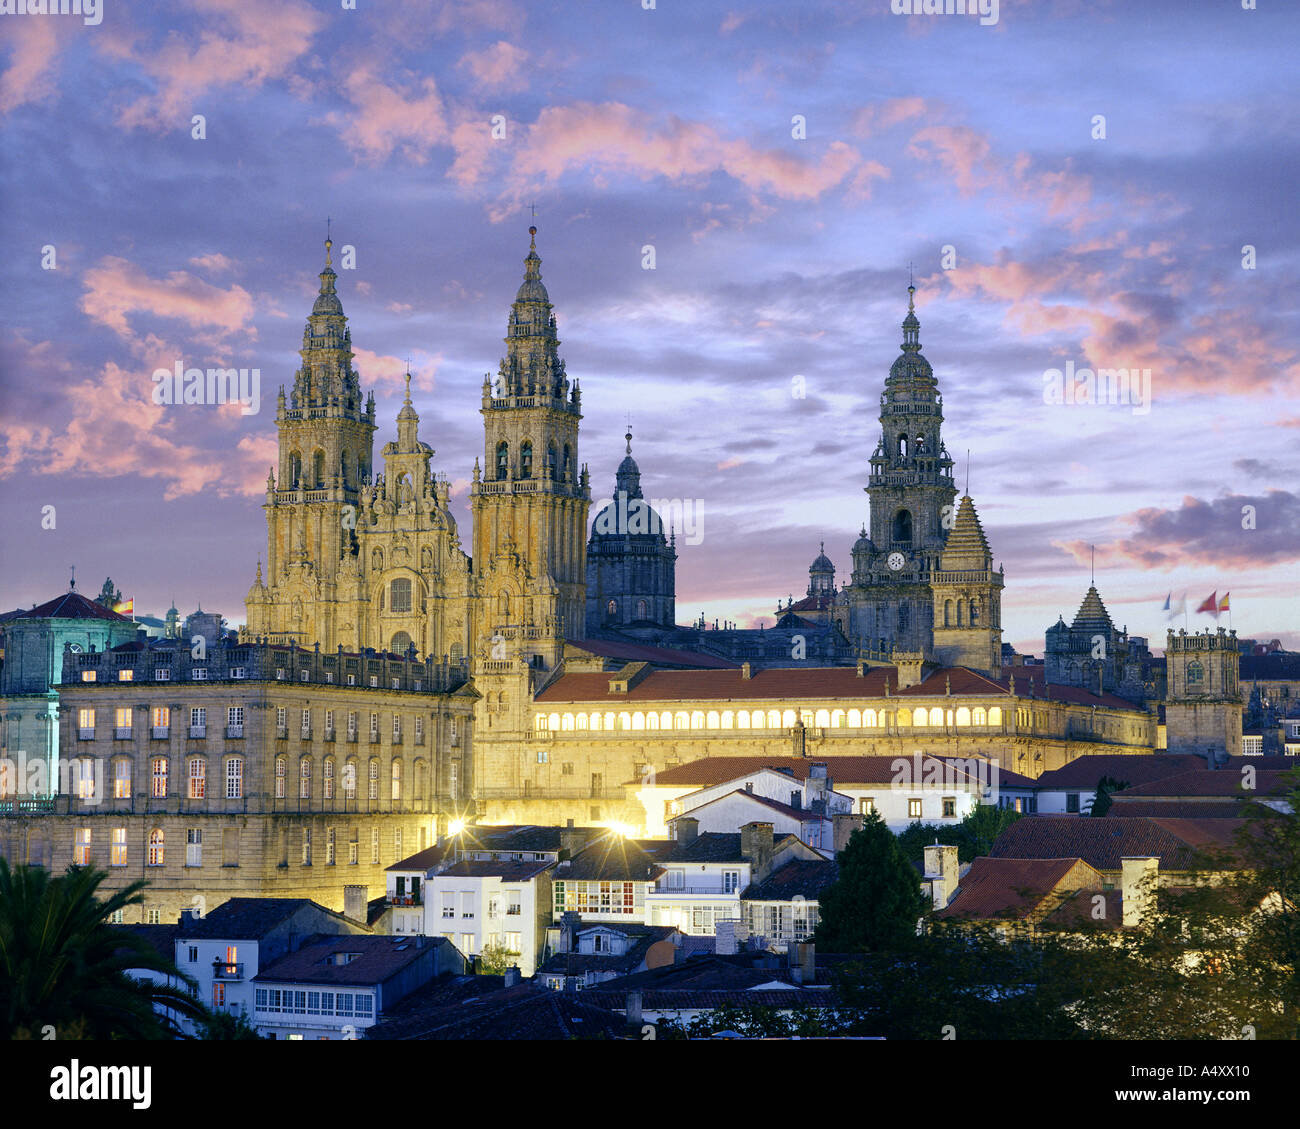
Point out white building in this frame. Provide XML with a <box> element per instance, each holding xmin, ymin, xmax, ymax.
<box><xmin>426</xmin><ymin>859</ymin><xmax>553</xmax><ymax>976</ymax></box>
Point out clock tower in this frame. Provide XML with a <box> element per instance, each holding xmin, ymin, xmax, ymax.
<box><xmin>840</xmin><ymin>284</ymin><xmax>957</xmax><ymax>657</ymax></box>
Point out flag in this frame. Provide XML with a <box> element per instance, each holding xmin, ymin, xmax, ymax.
<box><xmin>113</xmin><ymin>598</ymin><xmax>133</xmax><ymax>615</ymax></box>
<box><xmin>1164</xmin><ymin>592</ymin><xmax>1186</xmax><ymax>620</ymax></box>
<box><xmin>1196</xmin><ymin>591</ymin><xmax>1218</xmax><ymax>617</ymax></box>
<box><xmin>1219</xmin><ymin>592</ymin><xmax>1230</xmax><ymax>613</ymax></box>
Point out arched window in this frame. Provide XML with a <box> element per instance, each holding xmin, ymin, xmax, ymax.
<box><xmin>706</xmin><ymin>711</ymin><xmax>720</xmax><ymax>729</ymax></box>
<box><xmin>520</xmin><ymin>441</ymin><xmax>533</xmax><ymax>479</ymax></box>
<box><xmin>767</xmin><ymin>709</ymin><xmax>781</xmax><ymax>729</ymax></box>
<box><xmin>343</xmin><ymin>759</ymin><xmax>357</xmax><ymax>799</ymax></box>
<box><xmin>815</xmin><ymin>709</ymin><xmax>830</xmax><ymax>727</ymax></box>
<box><xmin>690</xmin><ymin>711</ymin><xmax>705</xmax><ymax>730</ymax></box>
<box><xmin>737</xmin><ymin>710</ymin><xmax>750</xmax><ymax>729</ymax></box>
<box><xmin>188</xmin><ymin>757</ymin><xmax>206</xmax><ymax>799</ymax></box>
<box><xmin>636</xmin><ymin>599</ymin><xmax>648</xmax><ymax>620</ymax></box>
<box><xmin>299</xmin><ymin>757</ymin><xmax>312</xmax><ymax>799</ymax></box>
<box><xmin>619</xmin><ymin>712</ymin><xmax>632</xmax><ymax>731</ymax></box>
<box><xmin>547</xmin><ymin>442</ymin><xmax>558</xmax><ymax>479</ymax></box>
<box><xmin>928</xmin><ymin>706</ymin><xmax>944</xmax><ymax>727</ymax></box>
<box><xmin>720</xmin><ymin>711</ymin><xmax>734</xmax><ymax>729</ymax></box>
<box><xmin>659</xmin><ymin>711</ymin><xmax>672</xmax><ymax>729</ymax></box>
<box><xmin>576</xmin><ymin>713</ymin><xmax>589</xmax><ymax>729</ymax></box>
<box><xmin>391</xmin><ymin>631</ymin><xmax>412</xmax><ymax>655</ymax></box>
<box><xmin>561</xmin><ymin>713</ymin><xmax>574</xmax><ymax>731</ymax></box>
<box><xmin>892</xmin><ymin>509</ymin><xmax>913</xmax><ymax>544</ymax></box>
<box><xmin>548</xmin><ymin>713</ymin><xmax>561</xmax><ymax>731</ymax></box>
<box><xmin>497</xmin><ymin>591</ymin><xmax>510</xmax><ymax>616</ymax></box>
<box><xmin>969</xmin><ymin>599</ymin><xmax>979</xmax><ymax>625</ymax></box>
<box><xmin>674</xmin><ymin>711</ymin><xmax>689</xmax><ymax>730</ymax></box>
<box><xmin>646</xmin><ymin>712</ymin><xmax>659</xmax><ymax>730</ymax></box>
<box><xmin>944</xmin><ymin>600</ymin><xmax>952</xmax><ymax>627</ymax></box>
<box><xmin>313</xmin><ymin>449</ymin><xmax>326</xmax><ymax>487</ymax></box>
<box><xmin>607</xmin><ymin>599</ymin><xmax>617</xmax><ymax>618</ymax></box>
<box><xmin>289</xmin><ymin>451</ymin><xmax>302</xmax><ymax>488</ymax></box>
<box><xmin>863</xmin><ymin>708</ymin><xmax>878</xmax><ymax>727</ymax></box>
<box><xmin>632</xmin><ymin>712</ymin><xmax>645</xmax><ymax>730</ymax></box>
<box><xmin>1187</xmin><ymin>661</ymin><xmax>1204</xmax><ymax>686</ymax></box>
<box><xmin>957</xmin><ymin>600</ymin><xmax>964</xmax><ymax>627</ymax></box>
<box><xmin>390</xmin><ymin>579</ymin><xmax>413</xmax><ymax>616</ymax></box>
<box><xmin>831</xmin><ymin>709</ymin><xmax>844</xmax><ymax>727</ymax></box>
<box><xmin>847</xmin><ymin>708</ymin><xmax>862</xmax><ymax>727</ymax></box>
<box><xmin>496</xmin><ymin>441</ymin><xmax>508</xmax><ymax>480</ymax></box>
<box><xmin>340</xmin><ymin>451</ymin><xmax>349</xmax><ymax>488</ymax></box>
<box><xmin>391</xmin><ymin>760</ymin><xmax>402</xmax><ymax>801</ymax></box>
<box><xmin>148</xmin><ymin>829</ymin><xmax>164</xmax><ymax>866</ymax></box>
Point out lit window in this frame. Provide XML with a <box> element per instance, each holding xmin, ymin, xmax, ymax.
<box><xmin>118</xmin><ymin>669</ymin><xmax>134</xmax><ymax>682</ymax></box>
<box><xmin>110</xmin><ymin>828</ymin><xmax>127</xmax><ymax>867</ymax></box>
<box><xmin>299</xmin><ymin>757</ymin><xmax>312</xmax><ymax>799</ymax></box>
<box><xmin>275</xmin><ymin>757</ymin><xmax>286</xmax><ymax>798</ymax></box>
<box><xmin>73</xmin><ymin>828</ymin><xmax>91</xmax><ymax>865</ymax></box>
<box><xmin>148</xmin><ymin>828</ymin><xmax>164</xmax><ymax>866</ymax></box>
<box><xmin>188</xmin><ymin>758</ymin><xmax>206</xmax><ymax>799</ymax></box>
<box><xmin>113</xmin><ymin>760</ymin><xmax>130</xmax><ymax>799</ymax></box>
<box><xmin>151</xmin><ymin>757</ymin><xmax>168</xmax><ymax>798</ymax></box>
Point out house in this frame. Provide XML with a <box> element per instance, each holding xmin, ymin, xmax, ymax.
<box><xmin>671</xmin><ymin>787</ymin><xmax>844</xmax><ymax>854</ymax></box>
<box><xmin>1032</xmin><ymin>754</ymin><xmax>1205</xmax><ymax>815</ymax></box>
<box><xmin>934</xmin><ymin>856</ymin><xmax>1113</xmax><ymax>934</ymax></box>
<box><xmin>172</xmin><ymin>897</ymin><xmax>370</xmax><ymax>1033</ymax></box>
<box><xmin>539</xmin><ymin>913</ymin><xmax>681</xmax><ymax>991</ymax></box>
<box><xmin>738</xmin><ymin>858</ymin><xmax>838</xmax><ymax>952</ymax></box>
<box><xmin>632</xmin><ymin>755</ymin><xmax>1034</xmax><ymax>835</ymax></box>
<box><xmin>551</xmin><ymin>834</ymin><xmax>664</xmax><ymax>924</ymax></box>
<box><xmin>426</xmin><ymin>858</ymin><xmax>553</xmax><ymax>976</ymax></box>
<box><xmin>641</xmin><ymin>820</ymin><xmax>826</xmax><ymax>936</ymax></box>
<box><xmin>1107</xmin><ymin>769</ymin><xmax>1296</xmax><ymax>819</ymax></box>
<box><xmin>251</xmin><ymin>934</ymin><xmax>463</xmax><ymax>1039</ymax></box>
<box><xmin>381</xmin><ymin>844</ymin><xmax>451</xmax><ymax>935</ymax></box>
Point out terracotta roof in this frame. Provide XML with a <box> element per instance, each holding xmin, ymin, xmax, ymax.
<box><xmin>1115</xmin><ymin>770</ymin><xmax>1296</xmax><ymax>799</ymax></box>
<box><xmin>538</xmin><ymin>924</ymin><xmax>678</xmax><ymax>977</ymax></box>
<box><xmin>1037</xmin><ymin>887</ymin><xmax>1124</xmax><ymax>930</ymax></box>
<box><xmin>387</xmin><ymin>845</ymin><xmax>450</xmax><ymax>872</ymax></box>
<box><xmin>988</xmin><ymin>816</ymin><xmax>1249</xmax><ymax>872</ymax></box>
<box><xmin>366</xmin><ymin>982</ymin><xmax>628</xmax><ymax>1040</ymax></box>
<box><xmin>936</xmin><ymin>857</ymin><xmax>1097</xmax><ymax>921</ymax></box>
<box><xmin>993</xmin><ymin>666</ymin><xmax>1140</xmax><ymax>709</ymax></box>
<box><xmin>1033</xmin><ymin>754</ymin><xmax>1205</xmax><ymax>790</ymax></box>
<box><xmin>254</xmin><ymin>935</ymin><xmax>451</xmax><ymax>986</ymax></box>
<box><xmin>17</xmin><ymin>591</ymin><xmax>133</xmax><ymax>623</ymax></box>
<box><xmin>559</xmin><ymin>837</ymin><xmax>665</xmax><ymax>882</ymax></box>
<box><xmin>687</xmin><ymin>789</ymin><xmax>826</xmax><ymax>823</ymax></box>
<box><xmin>740</xmin><ymin>860</ymin><xmax>838</xmax><ymax>902</ymax></box>
<box><xmin>642</xmin><ymin>831</ymin><xmax>797</xmax><ymax>865</ymax></box>
<box><xmin>783</xmin><ymin>594</ymin><xmax>835</xmax><ymax>614</ymax></box>
<box><xmin>565</xmin><ymin>638</ymin><xmax>738</xmax><ymax>669</ymax></box>
<box><xmin>436</xmin><ymin>859</ymin><xmax>554</xmax><ymax>881</ymax></box>
<box><xmin>585</xmin><ymin>988</ymin><xmax>831</xmax><ymax>1011</ymax></box>
<box><xmin>1104</xmin><ymin>800</ymin><xmax>1261</xmax><ymax>819</ymax></box>
<box><xmin>177</xmin><ymin>897</ymin><xmax>320</xmax><ymax>940</ymax></box>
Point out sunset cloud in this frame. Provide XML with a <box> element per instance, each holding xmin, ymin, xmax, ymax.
<box><xmin>80</xmin><ymin>257</ymin><xmax>256</xmax><ymax>340</ymax></box>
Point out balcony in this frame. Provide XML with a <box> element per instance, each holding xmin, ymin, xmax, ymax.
<box><xmin>391</xmin><ymin>733</ymin><xmax>403</xmax><ymax>745</ymax></box>
<box><xmin>300</xmin><ymin>728</ymin><xmax>312</xmax><ymax>740</ymax></box>
<box><xmin>188</xmin><ymin>726</ymin><xmax>206</xmax><ymax>739</ymax></box>
<box><xmin>276</xmin><ymin>727</ymin><xmax>288</xmax><ymax>740</ymax></box>
<box><xmin>324</xmin><ymin>729</ymin><xmax>336</xmax><ymax>742</ymax></box>
<box><xmin>77</xmin><ymin>728</ymin><xmax>94</xmax><ymax>740</ymax></box>
<box><xmin>151</xmin><ymin>726</ymin><xmax>170</xmax><ymax>740</ymax></box>
<box><xmin>369</xmin><ymin>733</ymin><xmax>380</xmax><ymax>744</ymax></box>
<box><xmin>114</xmin><ymin>727</ymin><xmax>133</xmax><ymax>740</ymax></box>
<box><xmin>346</xmin><ymin>731</ymin><xmax>357</xmax><ymax>743</ymax></box>
<box><xmin>212</xmin><ymin>962</ymin><xmax>244</xmax><ymax>981</ymax></box>
<box><xmin>387</xmin><ymin>892</ymin><xmax>423</xmax><ymax>907</ymax></box>
<box><xmin>226</xmin><ymin>725</ymin><xmax>244</xmax><ymax>739</ymax></box>
<box><xmin>653</xmin><ymin>885</ymin><xmax>741</xmax><ymax>897</ymax></box>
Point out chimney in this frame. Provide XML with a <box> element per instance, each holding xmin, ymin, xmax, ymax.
<box><xmin>625</xmin><ymin>989</ymin><xmax>643</xmax><ymax>1027</ymax></box>
<box><xmin>789</xmin><ymin>941</ymin><xmax>815</xmax><ymax>985</ymax></box>
<box><xmin>740</xmin><ymin>821</ymin><xmax>775</xmax><ymax>881</ymax></box>
<box><xmin>560</xmin><ymin>821</ymin><xmax>586</xmax><ymax>860</ymax></box>
<box><xmin>741</xmin><ymin>661</ymin><xmax>752</xmax><ymax>680</ymax></box>
<box><xmin>922</xmin><ymin>844</ymin><xmax>959</xmax><ymax>910</ymax></box>
<box><xmin>504</xmin><ymin>965</ymin><xmax>521</xmax><ymax>987</ymax></box>
<box><xmin>179</xmin><ymin>907</ymin><xmax>199</xmax><ymax>931</ymax></box>
<box><xmin>715</xmin><ymin>919</ymin><xmax>742</xmax><ymax>956</ymax></box>
<box><xmin>1121</xmin><ymin>856</ymin><xmax>1159</xmax><ymax>928</ymax></box>
<box><xmin>674</xmin><ymin>816</ymin><xmax>699</xmax><ymax>845</ymax></box>
<box><xmin>342</xmin><ymin>885</ymin><xmax>368</xmax><ymax>924</ymax></box>
<box><xmin>559</xmin><ymin>911</ymin><xmax>581</xmax><ymax>953</ymax></box>
<box><xmin>806</xmin><ymin>763</ymin><xmax>828</xmax><ymax>810</ymax></box>
<box><xmin>832</xmin><ymin>812</ymin><xmax>864</xmax><ymax>854</ymax></box>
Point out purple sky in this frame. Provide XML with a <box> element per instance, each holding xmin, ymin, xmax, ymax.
<box><xmin>1</xmin><ymin>0</ymin><xmax>1297</xmax><ymax>655</ymax></box>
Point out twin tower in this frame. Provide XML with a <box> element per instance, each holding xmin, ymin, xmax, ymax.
<box><xmin>244</xmin><ymin>227</ymin><xmax>589</xmax><ymax>673</ymax></box>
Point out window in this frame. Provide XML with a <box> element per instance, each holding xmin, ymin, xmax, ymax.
<box><xmin>723</xmin><ymin>869</ymin><xmax>740</xmax><ymax>894</ymax></box>
<box><xmin>1187</xmin><ymin>661</ymin><xmax>1204</xmax><ymax>686</ymax></box>
<box><xmin>213</xmin><ymin>982</ymin><xmax>225</xmax><ymax>1008</ymax></box>
<box><xmin>537</xmin><ymin>749</ymin><xmax>548</xmax><ymax>764</ymax></box>
<box><xmin>228</xmin><ymin>706</ymin><xmax>243</xmax><ymax>731</ymax></box>
<box><xmin>301</xmin><ymin>708</ymin><xmax>311</xmax><ymax>734</ymax></box>
<box><xmin>77</xmin><ymin>708</ymin><xmax>94</xmax><ymax>736</ymax></box>
<box><xmin>152</xmin><ymin>706</ymin><xmax>169</xmax><ymax>730</ymax></box>
<box><xmin>276</xmin><ymin>706</ymin><xmax>287</xmax><ymax>730</ymax></box>
<box><xmin>1066</xmin><ymin>793</ymin><xmax>1080</xmax><ymax>814</ymax></box>
<box><xmin>190</xmin><ymin>707</ymin><xmax>206</xmax><ymax>729</ymax></box>
<box><xmin>394</xmin><ymin>828</ymin><xmax>402</xmax><ymax>860</ymax></box>
<box><xmin>188</xmin><ymin>946</ymin><xmax>198</xmax><ymax>963</ymax></box>
<box><xmin>496</xmin><ymin>440</ymin><xmax>508</xmax><ymax>480</ymax></box>
<box><xmin>187</xmin><ymin>828</ymin><xmax>202</xmax><ymax>867</ymax></box>
<box><xmin>192</xmin><ymin>668</ymin><xmax>207</xmax><ymax>681</ymax></box>
<box><xmin>442</xmin><ymin>896</ymin><xmax>455</xmax><ymax>920</ymax></box>
<box><xmin>113</xmin><ymin>759</ymin><xmax>131</xmax><ymax>799</ymax></box>
<box><xmin>115</xmin><ymin>706</ymin><xmax>132</xmax><ymax>735</ymax></box>
<box><xmin>371</xmin><ymin>827</ymin><xmax>380</xmax><ymax>864</ymax></box>
<box><xmin>299</xmin><ymin>757</ymin><xmax>312</xmax><ymax>799</ymax></box>
<box><xmin>344</xmin><ymin>760</ymin><xmax>357</xmax><ymax>800</ymax></box>
<box><xmin>325</xmin><ymin>709</ymin><xmax>334</xmax><ymax>735</ymax></box>
<box><xmin>368</xmin><ymin>759</ymin><xmax>379</xmax><ymax>801</ymax></box>
<box><xmin>302</xmin><ymin>827</ymin><xmax>312</xmax><ymax>865</ymax></box>
<box><xmin>520</xmin><ymin>440</ymin><xmax>533</xmax><ymax>478</ymax></box>
<box><xmin>226</xmin><ymin>758</ymin><xmax>243</xmax><ymax>799</ymax></box>
<box><xmin>942</xmin><ymin>797</ymin><xmax>956</xmax><ymax>818</ymax></box>
<box><xmin>151</xmin><ymin>757</ymin><xmax>168</xmax><ymax>798</ymax></box>
<box><xmin>908</xmin><ymin>798</ymin><xmax>923</xmax><ymax>819</ymax></box>
<box><xmin>73</xmin><ymin>758</ymin><xmax>95</xmax><ymax>801</ymax></box>
<box><xmin>145</xmin><ymin>908</ymin><xmax>160</xmax><ymax>925</ymax></box>
<box><xmin>148</xmin><ymin>829</ymin><xmax>164</xmax><ymax>866</ymax></box>
<box><xmin>347</xmin><ymin>711</ymin><xmax>357</xmax><ymax>737</ymax></box>
<box><xmin>323</xmin><ymin>758</ymin><xmax>335</xmax><ymax>800</ymax></box>
<box><xmin>414</xmin><ymin>717</ymin><xmax>423</xmax><ymax>743</ymax></box>
<box><xmin>327</xmin><ymin>828</ymin><xmax>336</xmax><ymax>865</ymax></box>
<box><xmin>390</xmin><ymin>578</ymin><xmax>412</xmax><ymax>614</ymax></box>
<box><xmin>391</xmin><ymin>760</ymin><xmax>402</xmax><ymax>801</ymax></box>
<box><xmin>188</xmin><ymin>758</ymin><xmax>206</xmax><ymax>799</ymax></box>
<box><xmin>275</xmin><ymin>756</ymin><xmax>286</xmax><ymax>798</ymax></box>
<box><xmin>118</xmin><ymin>669</ymin><xmax>134</xmax><ymax>682</ymax></box>
<box><xmin>155</xmin><ymin>667</ymin><xmax>170</xmax><ymax>681</ymax></box>
<box><xmin>73</xmin><ymin>828</ymin><xmax>91</xmax><ymax>865</ymax></box>
<box><xmin>393</xmin><ymin>715</ymin><xmax>402</xmax><ymax>740</ymax></box>
<box><xmin>348</xmin><ymin>834</ymin><xmax>358</xmax><ymax>865</ymax></box>
<box><xmin>110</xmin><ymin>828</ymin><xmax>126</xmax><ymax>867</ymax></box>
<box><xmin>370</xmin><ymin>712</ymin><xmax>379</xmax><ymax>739</ymax></box>
<box><xmin>80</xmin><ymin>670</ymin><xmax>96</xmax><ymax>682</ymax></box>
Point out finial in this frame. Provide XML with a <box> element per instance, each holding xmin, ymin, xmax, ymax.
<box><xmin>528</xmin><ymin>225</ymin><xmax>537</xmax><ymax>250</ymax></box>
<box><xmin>404</xmin><ymin>367</ymin><xmax>412</xmax><ymax>403</ymax></box>
<box><xmin>1090</xmin><ymin>544</ymin><xmax>1095</xmax><ymax>586</ymax></box>
<box><xmin>69</xmin><ymin>564</ymin><xmax>75</xmax><ymax>591</ymax></box>
<box><xmin>965</xmin><ymin>448</ymin><xmax>970</xmax><ymax>497</ymax></box>
<box><xmin>325</xmin><ymin>216</ymin><xmax>333</xmax><ymax>266</ymax></box>
<box><xmin>625</xmin><ymin>423</ymin><xmax>633</xmax><ymax>455</ymax></box>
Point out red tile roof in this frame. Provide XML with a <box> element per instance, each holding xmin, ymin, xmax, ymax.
<box><xmin>1105</xmin><ymin>801</ymin><xmax>1260</xmax><ymax>819</ymax></box>
<box><xmin>936</xmin><ymin>857</ymin><xmax>1097</xmax><ymax>921</ymax></box>
<box><xmin>636</xmin><ymin>755</ymin><xmax>1021</xmax><ymax>790</ymax></box>
<box><xmin>1116</xmin><ymin>770</ymin><xmax>1297</xmax><ymax>799</ymax></box>
<box><xmin>17</xmin><ymin>591</ymin><xmax>134</xmax><ymax>623</ymax></box>
<box><xmin>565</xmin><ymin>639</ymin><xmax>738</xmax><ymax>669</ymax></box>
<box><xmin>1033</xmin><ymin>754</ymin><xmax>1205</xmax><ymax>790</ymax></box>
<box><xmin>988</xmin><ymin>816</ymin><xmax>1249</xmax><ymax>872</ymax></box>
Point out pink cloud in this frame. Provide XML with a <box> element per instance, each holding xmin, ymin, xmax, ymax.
<box><xmin>326</xmin><ymin>66</ymin><xmax>449</xmax><ymax>164</ymax></box>
<box><xmin>80</xmin><ymin>256</ymin><xmax>256</xmax><ymax>339</ymax></box>
<box><xmin>459</xmin><ymin>41</ymin><xmax>530</xmax><ymax>92</ymax></box>
<box><xmin>0</xmin><ymin>15</ymin><xmax>63</xmax><ymax>115</ymax></box>
<box><xmin>105</xmin><ymin>0</ymin><xmax>325</xmax><ymax>130</ymax></box>
<box><xmin>852</xmin><ymin>96</ymin><xmax>933</xmax><ymax>138</ymax></box>
<box><xmin>188</xmin><ymin>252</ymin><xmax>236</xmax><ymax>273</ymax></box>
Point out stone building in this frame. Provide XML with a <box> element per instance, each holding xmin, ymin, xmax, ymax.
<box><xmin>0</xmin><ymin>637</ymin><xmax>476</xmax><ymax>923</ymax></box>
<box><xmin>585</xmin><ymin>429</ymin><xmax>677</xmax><ymax>637</ymax></box>
<box><xmin>1164</xmin><ymin>627</ymin><xmax>1243</xmax><ymax>760</ymax></box>
<box><xmin>1044</xmin><ymin>584</ymin><xmax>1159</xmax><ymax>705</ymax></box>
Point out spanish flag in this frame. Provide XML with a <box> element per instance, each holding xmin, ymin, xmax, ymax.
<box><xmin>1219</xmin><ymin>592</ymin><xmax>1230</xmax><ymax>614</ymax></box>
<box><xmin>1195</xmin><ymin>591</ymin><xmax>1218</xmax><ymax>617</ymax></box>
<box><xmin>113</xmin><ymin>598</ymin><xmax>133</xmax><ymax>615</ymax></box>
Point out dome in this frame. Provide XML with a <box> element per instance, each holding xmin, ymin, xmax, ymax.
<box><xmin>853</xmin><ymin>527</ymin><xmax>873</xmax><ymax>554</ymax></box>
<box><xmin>810</xmin><ymin>543</ymin><xmax>834</xmax><ymax>573</ymax></box>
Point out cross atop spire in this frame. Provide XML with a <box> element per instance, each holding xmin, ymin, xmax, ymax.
<box><xmin>69</xmin><ymin>564</ymin><xmax>75</xmax><ymax>591</ymax></box>
<box><xmin>625</xmin><ymin>423</ymin><xmax>633</xmax><ymax>455</ymax></box>
<box><xmin>325</xmin><ymin>216</ymin><xmax>333</xmax><ymax>266</ymax></box>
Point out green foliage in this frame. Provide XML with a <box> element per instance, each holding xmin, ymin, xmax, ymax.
<box><xmin>895</xmin><ymin>803</ymin><xmax>1022</xmax><ymax>866</ymax></box>
<box><xmin>198</xmin><ymin>1008</ymin><xmax>264</xmax><ymax>1040</ymax></box>
<box><xmin>812</xmin><ymin>810</ymin><xmax>928</xmax><ymax>953</ymax></box>
<box><xmin>1088</xmin><ymin>775</ymin><xmax>1128</xmax><ymax>816</ymax></box>
<box><xmin>0</xmin><ymin>860</ymin><xmax>207</xmax><ymax>1040</ymax></box>
<box><xmin>475</xmin><ymin>938</ymin><xmax>522</xmax><ymax>975</ymax></box>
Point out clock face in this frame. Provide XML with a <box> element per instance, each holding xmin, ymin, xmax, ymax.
<box><xmin>887</xmin><ymin>551</ymin><xmax>905</xmax><ymax>572</ymax></box>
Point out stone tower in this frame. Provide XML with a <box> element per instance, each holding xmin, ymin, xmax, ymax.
<box><xmin>245</xmin><ymin>236</ymin><xmax>376</xmax><ymax>647</ymax></box>
<box><xmin>585</xmin><ymin>428</ymin><xmax>677</xmax><ymax>634</ymax></box>
<box><xmin>470</xmin><ymin>226</ymin><xmax>591</xmax><ymax>670</ymax></box>
<box><xmin>1164</xmin><ymin>627</ymin><xmax>1243</xmax><ymax>760</ymax></box>
<box><xmin>841</xmin><ymin>284</ymin><xmax>957</xmax><ymax>656</ymax></box>
<box><xmin>930</xmin><ymin>494</ymin><xmax>1003</xmax><ymax>675</ymax></box>
<box><xmin>808</xmin><ymin>544</ymin><xmax>835</xmax><ymax>599</ymax></box>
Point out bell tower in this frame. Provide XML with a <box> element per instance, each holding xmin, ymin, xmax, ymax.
<box><xmin>470</xmin><ymin>226</ymin><xmax>590</xmax><ymax>670</ymax></box>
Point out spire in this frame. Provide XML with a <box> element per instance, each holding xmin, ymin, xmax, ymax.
<box><xmin>497</xmin><ymin>224</ymin><xmax>569</xmax><ymax>403</ymax></box>
<box><xmin>938</xmin><ymin>495</ymin><xmax>993</xmax><ymax>570</ymax></box>
<box><xmin>902</xmin><ymin>282</ymin><xmax>920</xmax><ymax>351</ymax></box>
<box><xmin>1072</xmin><ymin>585</ymin><xmax>1114</xmax><ymax>633</ymax></box>
<box><xmin>615</xmin><ymin>428</ymin><xmax>642</xmax><ymax>499</ymax></box>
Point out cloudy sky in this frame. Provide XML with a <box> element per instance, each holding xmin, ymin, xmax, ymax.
<box><xmin>1</xmin><ymin>0</ymin><xmax>1296</xmax><ymax>654</ymax></box>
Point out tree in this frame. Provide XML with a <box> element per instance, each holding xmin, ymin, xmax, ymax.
<box><xmin>1088</xmin><ymin>775</ymin><xmax>1129</xmax><ymax>816</ymax></box>
<box><xmin>475</xmin><ymin>938</ymin><xmax>522</xmax><ymax>975</ymax></box>
<box><xmin>198</xmin><ymin>1009</ymin><xmax>263</xmax><ymax>1039</ymax></box>
<box><xmin>812</xmin><ymin>810</ymin><xmax>928</xmax><ymax>952</ymax></box>
<box><xmin>896</xmin><ymin>803</ymin><xmax>1022</xmax><ymax>866</ymax></box>
<box><xmin>0</xmin><ymin>861</ymin><xmax>206</xmax><ymax>1039</ymax></box>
